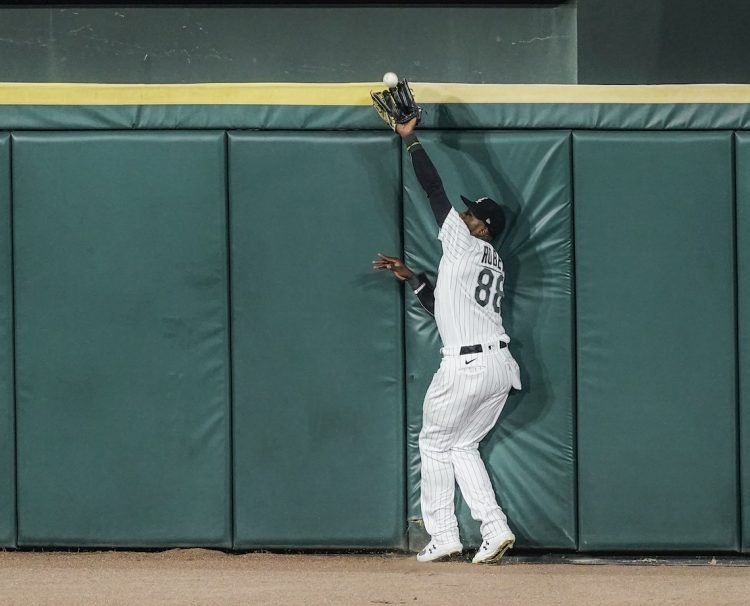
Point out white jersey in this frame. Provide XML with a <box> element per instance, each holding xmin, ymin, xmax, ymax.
<box><xmin>434</xmin><ymin>208</ymin><xmax>508</xmax><ymax>347</ymax></box>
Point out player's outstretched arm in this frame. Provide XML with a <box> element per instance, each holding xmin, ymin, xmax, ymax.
<box><xmin>396</xmin><ymin>118</ymin><xmax>452</xmax><ymax>228</ymax></box>
<box><xmin>372</xmin><ymin>253</ymin><xmax>435</xmax><ymax>316</ymax></box>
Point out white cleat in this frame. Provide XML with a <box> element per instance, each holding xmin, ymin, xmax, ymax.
<box><xmin>472</xmin><ymin>533</ymin><xmax>515</xmax><ymax>564</ymax></box>
<box><xmin>416</xmin><ymin>540</ymin><xmax>463</xmax><ymax>563</ymax></box>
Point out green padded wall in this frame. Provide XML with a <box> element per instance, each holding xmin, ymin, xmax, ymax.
<box><xmin>575</xmin><ymin>132</ymin><xmax>737</xmax><ymax>551</ymax></box>
<box><xmin>0</xmin><ymin>134</ymin><xmax>13</xmax><ymax>547</ymax></box>
<box><xmin>13</xmin><ymin>132</ymin><xmax>231</xmax><ymax>547</ymax></box>
<box><xmin>737</xmin><ymin>133</ymin><xmax>750</xmax><ymax>553</ymax></box>
<box><xmin>230</xmin><ymin>132</ymin><xmax>405</xmax><ymax>548</ymax></box>
<box><xmin>403</xmin><ymin>132</ymin><xmax>576</xmax><ymax>549</ymax></box>
<box><xmin>9</xmin><ymin>102</ymin><xmax>750</xmax><ymax>133</ymax></box>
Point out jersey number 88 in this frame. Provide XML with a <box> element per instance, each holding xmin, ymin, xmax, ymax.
<box><xmin>474</xmin><ymin>268</ymin><xmax>503</xmax><ymax>313</ymax></box>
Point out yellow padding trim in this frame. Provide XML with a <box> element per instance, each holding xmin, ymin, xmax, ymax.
<box><xmin>3</xmin><ymin>82</ymin><xmax>750</xmax><ymax>106</ymax></box>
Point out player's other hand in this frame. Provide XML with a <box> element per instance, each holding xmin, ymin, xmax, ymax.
<box><xmin>395</xmin><ymin>117</ymin><xmax>418</xmax><ymax>138</ymax></box>
<box><xmin>372</xmin><ymin>253</ymin><xmax>414</xmax><ymax>281</ymax></box>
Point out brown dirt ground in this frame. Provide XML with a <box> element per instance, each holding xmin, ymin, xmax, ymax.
<box><xmin>1</xmin><ymin>548</ymin><xmax>749</xmax><ymax>606</ymax></box>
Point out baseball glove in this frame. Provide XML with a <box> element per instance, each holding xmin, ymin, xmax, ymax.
<box><xmin>371</xmin><ymin>79</ymin><xmax>423</xmax><ymax>131</ymax></box>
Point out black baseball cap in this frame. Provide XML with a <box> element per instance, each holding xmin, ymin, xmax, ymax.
<box><xmin>460</xmin><ymin>195</ymin><xmax>506</xmax><ymax>240</ymax></box>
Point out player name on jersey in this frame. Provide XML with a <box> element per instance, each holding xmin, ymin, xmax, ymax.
<box><xmin>481</xmin><ymin>245</ymin><xmax>503</xmax><ymax>271</ymax></box>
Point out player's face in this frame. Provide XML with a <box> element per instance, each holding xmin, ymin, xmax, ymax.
<box><xmin>460</xmin><ymin>211</ymin><xmax>491</xmax><ymax>242</ymax></box>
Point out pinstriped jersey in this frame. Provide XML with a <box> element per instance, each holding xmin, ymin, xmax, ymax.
<box><xmin>434</xmin><ymin>209</ymin><xmax>507</xmax><ymax>347</ymax></box>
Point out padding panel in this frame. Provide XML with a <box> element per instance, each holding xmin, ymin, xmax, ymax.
<box><xmin>0</xmin><ymin>134</ymin><xmax>14</xmax><ymax>547</ymax></box>
<box><xmin>575</xmin><ymin>131</ymin><xmax>738</xmax><ymax>551</ymax></box>
<box><xmin>7</xmin><ymin>101</ymin><xmax>750</xmax><ymax>132</ymax></box>
<box><xmin>230</xmin><ymin>132</ymin><xmax>405</xmax><ymax>548</ymax></box>
<box><xmin>736</xmin><ymin>132</ymin><xmax>750</xmax><ymax>553</ymax></box>
<box><xmin>13</xmin><ymin>132</ymin><xmax>231</xmax><ymax>547</ymax></box>
<box><xmin>403</xmin><ymin>132</ymin><xmax>576</xmax><ymax>549</ymax></box>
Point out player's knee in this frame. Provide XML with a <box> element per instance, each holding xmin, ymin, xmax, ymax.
<box><xmin>419</xmin><ymin>433</ymin><xmax>449</xmax><ymax>455</ymax></box>
<box><xmin>418</xmin><ymin>434</ymin><xmax>433</xmax><ymax>452</ymax></box>
<box><xmin>450</xmin><ymin>442</ymin><xmax>480</xmax><ymax>455</ymax></box>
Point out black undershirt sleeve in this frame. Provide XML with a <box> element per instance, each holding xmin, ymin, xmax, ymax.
<box><xmin>407</xmin><ymin>272</ymin><xmax>435</xmax><ymax>317</ymax></box>
<box><xmin>402</xmin><ymin>134</ymin><xmax>452</xmax><ymax>227</ymax></box>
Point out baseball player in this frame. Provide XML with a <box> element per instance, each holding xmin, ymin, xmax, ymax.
<box><xmin>374</xmin><ymin>117</ymin><xmax>522</xmax><ymax>564</ymax></box>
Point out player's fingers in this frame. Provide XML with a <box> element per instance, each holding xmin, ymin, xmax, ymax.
<box><xmin>373</xmin><ymin>257</ymin><xmax>399</xmax><ymax>268</ymax></box>
<box><xmin>382</xmin><ymin>258</ymin><xmax>401</xmax><ymax>268</ymax></box>
<box><xmin>378</xmin><ymin>253</ymin><xmax>399</xmax><ymax>263</ymax></box>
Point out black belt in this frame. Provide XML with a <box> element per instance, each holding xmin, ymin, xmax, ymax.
<box><xmin>459</xmin><ymin>342</ymin><xmax>507</xmax><ymax>355</ymax></box>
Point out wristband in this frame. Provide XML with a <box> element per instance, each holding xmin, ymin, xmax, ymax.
<box><xmin>403</xmin><ymin>133</ymin><xmax>421</xmax><ymax>152</ymax></box>
<box><xmin>407</xmin><ymin>274</ymin><xmax>422</xmax><ymax>290</ymax></box>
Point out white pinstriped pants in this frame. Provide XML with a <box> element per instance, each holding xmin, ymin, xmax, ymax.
<box><xmin>419</xmin><ymin>343</ymin><xmax>521</xmax><ymax>545</ymax></box>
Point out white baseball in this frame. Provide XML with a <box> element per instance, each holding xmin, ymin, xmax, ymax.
<box><xmin>383</xmin><ymin>72</ymin><xmax>399</xmax><ymax>88</ymax></box>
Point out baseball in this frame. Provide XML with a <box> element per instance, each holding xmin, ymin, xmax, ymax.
<box><xmin>383</xmin><ymin>72</ymin><xmax>399</xmax><ymax>88</ymax></box>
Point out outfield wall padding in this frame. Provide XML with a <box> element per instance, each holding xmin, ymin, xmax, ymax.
<box><xmin>0</xmin><ymin>134</ymin><xmax>14</xmax><ymax>547</ymax></box>
<box><xmin>575</xmin><ymin>131</ymin><xmax>738</xmax><ymax>551</ymax></box>
<box><xmin>229</xmin><ymin>132</ymin><xmax>406</xmax><ymax>549</ymax></box>
<box><xmin>13</xmin><ymin>132</ymin><xmax>231</xmax><ymax>547</ymax></box>
<box><xmin>736</xmin><ymin>133</ymin><xmax>750</xmax><ymax>553</ymax></box>
<box><xmin>0</xmin><ymin>98</ymin><xmax>747</xmax><ymax>552</ymax></box>
<box><xmin>5</xmin><ymin>100</ymin><xmax>750</xmax><ymax>132</ymax></box>
<box><xmin>403</xmin><ymin>132</ymin><xmax>576</xmax><ymax>550</ymax></box>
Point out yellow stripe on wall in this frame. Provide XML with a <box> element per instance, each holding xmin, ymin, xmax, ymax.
<box><xmin>3</xmin><ymin>82</ymin><xmax>750</xmax><ymax>105</ymax></box>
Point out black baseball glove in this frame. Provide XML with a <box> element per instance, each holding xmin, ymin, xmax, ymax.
<box><xmin>371</xmin><ymin>79</ymin><xmax>423</xmax><ymax>131</ymax></box>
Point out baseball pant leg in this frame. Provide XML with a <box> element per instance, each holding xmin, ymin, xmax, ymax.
<box><xmin>419</xmin><ymin>356</ymin><xmax>486</xmax><ymax>545</ymax></box>
<box><xmin>419</xmin><ymin>362</ymin><xmax>460</xmax><ymax>544</ymax></box>
<box><xmin>452</xmin><ymin>353</ymin><xmax>515</xmax><ymax>539</ymax></box>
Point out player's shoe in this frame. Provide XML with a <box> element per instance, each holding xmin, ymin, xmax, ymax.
<box><xmin>416</xmin><ymin>540</ymin><xmax>463</xmax><ymax>563</ymax></box>
<box><xmin>471</xmin><ymin>532</ymin><xmax>515</xmax><ymax>564</ymax></box>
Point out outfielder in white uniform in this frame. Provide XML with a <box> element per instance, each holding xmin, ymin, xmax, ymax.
<box><xmin>374</xmin><ymin>117</ymin><xmax>521</xmax><ymax>564</ymax></box>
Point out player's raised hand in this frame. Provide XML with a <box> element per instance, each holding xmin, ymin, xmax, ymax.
<box><xmin>395</xmin><ymin>117</ymin><xmax>418</xmax><ymax>138</ymax></box>
<box><xmin>372</xmin><ymin>253</ymin><xmax>414</xmax><ymax>282</ymax></box>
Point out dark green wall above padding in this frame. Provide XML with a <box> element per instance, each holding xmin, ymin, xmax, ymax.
<box><xmin>0</xmin><ymin>5</ymin><xmax>576</xmax><ymax>84</ymax></box>
<box><xmin>7</xmin><ymin>2</ymin><xmax>750</xmax><ymax>86</ymax></box>
<box><xmin>578</xmin><ymin>0</ymin><xmax>750</xmax><ymax>84</ymax></box>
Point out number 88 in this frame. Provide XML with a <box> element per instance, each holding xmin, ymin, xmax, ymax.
<box><xmin>474</xmin><ymin>268</ymin><xmax>502</xmax><ymax>313</ymax></box>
